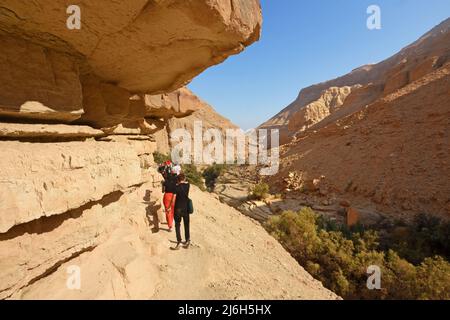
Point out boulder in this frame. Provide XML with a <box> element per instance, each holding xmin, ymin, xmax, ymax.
<box><xmin>346</xmin><ymin>207</ymin><xmax>360</xmax><ymax>227</ymax></box>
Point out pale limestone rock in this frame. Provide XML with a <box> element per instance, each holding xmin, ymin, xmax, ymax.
<box><xmin>102</xmin><ymin>121</ymin><xmax>159</xmax><ymax>136</ymax></box>
<box><xmin>0</xmin><ymin>0</ymin><xmax>262</xmax><ymax>93</ymax></box>
<box><xmin>0</xmin><ymin>1</ymin><xmax>261</xmax><ymax>125</ymax></box>
<box><xmin>0</xmin><ymin>123</ymin><xmax>103</xmax><ymax>139</ymax></box>
<box><xmin>79</xmin><ymin>75</ymin><xmax>133</xmax><ymax>128</ymax></box>
<box><xmin>98</xmin><ymin>135</ymin><xmax>157</xmax><ymax>157</ymax></box>
<box><xmin>144</xmin><ymin>87</ymin><xmax>207</xmax><ymax>119</ymax></box>
<box><xmin>287</xmin><ymin>86</ymin><xmax>356</xmax><ymax>133</ymax></box>
<box><xmin>152</xmin><ymin>124</ymin><xmax>171</xmax><ymax>155</ymax></box>
<box><xmin>0</xmin><ymin>141</ymin><xmax>143</xmax><ymax>233</ymax></box>
<box><xmin>147</xmin><ymin>88</ymin><xmax>239</xmax><ymax>154</ymax></box>
<box><xmin>0</xmin><ymin>182</ymin><xmax>163</xmax><ymax>299</ymax></box>
<box><xmin>0</xmin><ymin>35</ymin><xmax>83</xmax><ymax>121</ymax></box>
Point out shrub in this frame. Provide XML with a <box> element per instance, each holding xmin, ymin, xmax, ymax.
<box><xmin>265</xmin><ymin>208</ymin><xmax>450</xmax><ymax>300</ymax></box>
<box><xmin>384</xmin><ymin>213</ymin><xmax>450</xmax><ymax>264</ymax></box>
<box><xmin>153</xmin><ymin>152</ymin><xmax>171</xmax><ymax>164</ymax></box>
<box><xmin>414</xmin><ymin>256</ymin><xmax>450</xmax><ymax>300</ymax></box>
<box><xmin>182</xmin><ymin>164</ymin><xmax>205</xmax><ymax>191</ymax></box>
<box><xmin>203</xmin><ymin>164</ymin><xmax>227</xmax><ymax>192</ymax></box>
<box><xmin>249</xmin><ymin>182</ymin><xmax>270</xmax><ymax>200</ymax></box>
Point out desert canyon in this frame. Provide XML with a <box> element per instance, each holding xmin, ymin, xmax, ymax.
<box><xmin>0</xmin><ymin>0</ymin><xmax>338</xmax><ymax>300</ymax></box>
<box><xmin>0</xmin><ymin>0</ymin><xmax>449</xmax><ymax>301</ymax></box>
<box><xmin>208</xmin><ymin>18</ymin><xmax>450</xmax><ymax>300</ymax></box>
<box><xmin>255</xmin><ymin>18</ymin><xmax>450</xmax><ymax>223</ymax></box>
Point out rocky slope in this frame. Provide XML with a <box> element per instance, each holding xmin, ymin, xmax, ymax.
<box><xmin>0</xmin><ymin>1</ymin><xmax>338</xmax><ymax>300</ymax></box>
<box><xmin>261</xmin><ymin>19</ymin><xmax>450</xmax><ymax>219</ymax></box>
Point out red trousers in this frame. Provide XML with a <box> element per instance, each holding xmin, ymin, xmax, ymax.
<box><xmin>163</xmin><ymin>193</ymin><xmax>176</xmax><ymax>228</ymax></box>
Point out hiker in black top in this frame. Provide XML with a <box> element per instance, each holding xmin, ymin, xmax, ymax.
<box><xmin>173</xmin><ymin>173</ymin><xmax>191</xmax><ymax>250</ymax></box>
<box><xmin>162</xmin><ymin>173</ymin><xmax>177</xmax><ymax>194</ymax></box>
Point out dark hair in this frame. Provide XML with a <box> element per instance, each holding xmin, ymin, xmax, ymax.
<box><xmin>177</xmin><ymin>173</ymin><xmax>186</xmax><ymax>183</ymax></box>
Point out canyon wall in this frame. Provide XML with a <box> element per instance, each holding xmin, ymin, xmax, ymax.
<box><xmin>0</xmin><ymin>1</ymin><xmax>264</xmax><ymax>299</ymax></box>
<box><xmin>144</xmin><ymin>87</ymin><xmax>239</xmax><ymax>155</ymax></box>
<box><xmin>262</xmin><ymin>19</ymin><xmax>450</xmax><ymax>219</ymax></box>
<box><xmin>259</xmin><ymin>18</ymin><xmax>450</xmax><ymax>145</ymax></box>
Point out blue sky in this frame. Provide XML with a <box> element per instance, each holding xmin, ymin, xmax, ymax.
<box><xmin>188</xmin><ymin>0</ymin><xmax>450</xmax><ymax>130</ymax></box>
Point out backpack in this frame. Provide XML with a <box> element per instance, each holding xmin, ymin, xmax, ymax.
<box><xmin>187</xmin><ymin>198</ymin><xmax>194</xmax><ymax>215</ymax></box>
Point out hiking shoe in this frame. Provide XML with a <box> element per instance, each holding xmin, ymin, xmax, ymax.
<box><xmin>183</xmin><ymin>240</ymin><xmax>191</xmax><ymax>249</ymax></box>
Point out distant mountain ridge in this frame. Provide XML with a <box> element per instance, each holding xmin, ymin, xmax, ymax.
<box><xmin>259</xmin><ymin>18</ymin><xmax>450</xmax><ymax>145</ymax></box>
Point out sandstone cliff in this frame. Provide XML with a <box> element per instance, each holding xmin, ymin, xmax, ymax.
<box><xmin>0</xmin><ymin>0</ymin><xmax>261</xmax><ymax>129</ymax></box>
<box><xmin>145</xmin><ymin>87</ymin><xmax>239</xmax><ymax>155</ymax></box>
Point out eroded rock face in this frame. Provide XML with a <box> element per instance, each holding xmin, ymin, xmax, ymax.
<box><xmin>0</xmin><ymin>123</ymin><xmax>104</xmax><ymax>139</ymax></box>
<box><xmin>271</xmin><ymin>64</ymin><xmax>450</xmax><ymax>218</ymax></box>
<box><xmin>259</xmin><ymin>18</ymin><xmax>450</xmax><ymax>145</ymax></box>
<box><xmin>0</xmin><ymin>174</ymin><xmax>164</xmax><ymax>300</ymax></box>
<box><xmin>260</xmin><ymin>19</ymin><xmax>450</xmax><ymax>220</ymax></box>
<box><xmin>0</xmin><ymin>35</ymin><xmax>83</xmax><ymax>121</ymax></box>
<box><xmin>0</xmin><ymin>0</ymin><xmax>261</xmax><ymax>94</ymax></box>
<box><xmin>144</xmin><ymin>88</ymin><xmax>239</xmax><ymax>155</ymax></box>
<box><xmin>0</xmin><ymin>1</ymin><xmax>261</xmax><ymax>126</ymax></box>
<box><xmin>287</xmin><ymin>86</ymin><xmax>357</xmax><ymax>133</ymax></box>
<box><xmin>0</xmin><ymin>141</ymin><xmax>145</xmax><ymax>234</ymax></box>
<box><xmin>144</xmin><ymin>87</ymin><xmax>206</xmax><ymax>119</ymax></box>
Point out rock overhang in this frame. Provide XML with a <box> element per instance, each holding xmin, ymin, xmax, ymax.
<box><xmin>0</xmin><ymin>0</ymin><xmax>262</xmax><ymax>94</ymax></box>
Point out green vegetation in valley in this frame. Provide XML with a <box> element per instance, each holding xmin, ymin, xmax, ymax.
<box><xmin>153</xmin><ymin>151</ymin><xmax>172</xmax><ymax>164</ymax></box>
<box><xmin>380</xmin><ymin>213</ymin><xmax>450</xmax><ymax>264</ymax></box>
<box><xmin>248</xmin><ymin>182</ymin><xmax>270</xmax><ymax>201</ymax></box>
<box><xmin>202</xmin><ymin>164</ymin><xmax>227</xmax><ymax>192</ymax></box>
<box><xmin>182</xmin><ymin>164</ymin><xmax>206</xmax><ymax>191</ymax></box>
<box><xmin>153</xmin><ymin>152</ymin><xmax>205</xmax><ymax>190</ymax></box>
<box><xmin>265</xmin><ymin>208</ymin><xmax>450</xmax><ymax>300</ymax></box>
<box><xmin>153</xmin><ymin>152</ymin><xmax>231</xmax><ymax>192</ymax></box>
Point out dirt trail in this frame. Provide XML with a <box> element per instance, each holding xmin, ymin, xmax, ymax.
<box><xmin>12</xmin><ymin>185</ymin><xmax>338</xmax><ymax>300</ymax></box>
